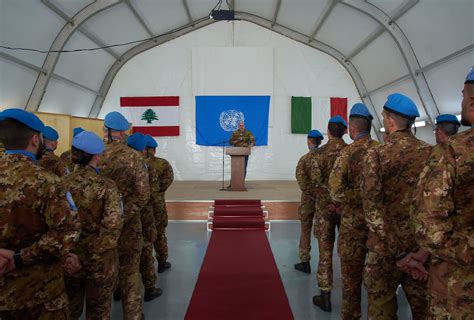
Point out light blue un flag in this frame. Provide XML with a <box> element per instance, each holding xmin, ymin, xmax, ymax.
<box><xmin>195</xmin><ymin>96</ymin><xmax>270</xmax><ymax>146</ymax></box>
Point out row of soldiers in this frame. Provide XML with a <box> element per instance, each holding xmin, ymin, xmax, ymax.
<box><xmin>0</xmin><ymin>109</ymin><xmax>174</xmax><ymax>320</ymax></box>
<box><xmin>295</xmin><ymin>68</ymin><xmax>473</xmax><ymax>319</ymax></box>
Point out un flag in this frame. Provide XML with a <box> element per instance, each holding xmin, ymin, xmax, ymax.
<box><xmin>195</xmin><ymin>96</ymin><xmax>270</xmax><ymax>146</ymax></box>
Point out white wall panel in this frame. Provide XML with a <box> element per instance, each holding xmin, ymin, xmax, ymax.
<box><xmin>0</xmin><ymin>59</ymin><xmax>38</xmax><ymax>109</ymax></box>
<box><xmin>277</xmin><ymin>0</ymin><xmax>327</xmax><ymax>35</ymax></box>
<box><xmin>237</xmin><ymin>0</ymin><xmax>278</xmax><ymax>21</ymax></box>
<box><xmin>101</xmin><ymin>21</ymin><xmax>361</xmax><ymax>181</ymax></box>
<box><xmin>48</xmin><ymin>0</ymin><xmax>93</xmax><ymax>17</ymax></box>
<box><xmin>40</xmin><ymin>78</ymin><xmax>96</xmax><ymax>117</ymax></box>
<box><xmin>368</xmin><ymin>0</ymin><xmax>405</xmax><ymax>15</ymax></box>
<box><xmin>134</xmin><ymin>0</ymin><xmax>189</xmax><ymax>35</ymax></box>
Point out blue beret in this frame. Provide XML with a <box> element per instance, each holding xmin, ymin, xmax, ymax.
<box><xmin>104</xmin><ymin>112</ymin><xmax>130</xmax><ymax>131</ymax></box>
<box><xmin>145</xmin><ymin>135</ymin><xmax>158</xmax><ymax>148</ymax></box>
<box><xmin>127</xmin><ymin>133</ymin><xmax>147</xmax><ymax>151</ymax></box>
<box><xmin>73</xmin><ymin>127</ymin><xmax>85</xmax><ymax>137</ymax></box>
<box><xmin>383</xmin><ymin>93</ymin><xmax>420</xmax><ymax>119</ymax></box>
<box><xmin>307</xmin><ymin>130</ymin><xmax>324</xmax><ymax>140</ymax></box>
<box><xmin>72</xmin><ymin>131</ymin><xmax>104</xmax><ymax>155</ymax></box>
<box><xmin>436</xmin><ymin>114</ymin><xmax>460</xmax><ymax>125</ymax></box>
<box><xmin>328</xmin><ymin>115</ymin><xmax>347</xmax><ymax>128</ymax></box>
<box><xmin>350</xmin><ymin>103</ymin><xmax>373</xmax><ymax>120</ymax></box>
<box><xmin>0</xmin><ymin>108</ymin><xmax>45</xmax><ymax>132</ymax></box>
<box><xmin>465</xmin><ymin>67</ymin><xmax>474</xmax><ymax>84</ymax></box>
<box><xmin>42</xmin><ymin>126</ymin><xmax>59</xmax><ymax>141</ymax></box>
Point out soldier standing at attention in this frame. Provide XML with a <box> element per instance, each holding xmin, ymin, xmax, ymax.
<box><xmin>294</xmin><ymin>129</ymin><xmax>324</xmax><ymax>274</ymax></box>
<box><xmin>328</xmin><ymin>104</ymin><xmax>379</xmax><ymax>319</ymax></box>
<box><xmin>434</xmin><ymin>114</ymin><xmax>460</xmax><ymax>144</ymax></box>
<box><xmin>61</xmin><ymin>131</ymin><xmax>123</xmax><ymax>320</ymax></box>
<box><xmin>361</xmin><ymin>93</ymin><xmax>432</xmax><ymax>319</ymax></box>
<box><xmin>0</xmin><ymin>109</ymin><xmax>80</xmax><ymax>319</ymax></box>
<box><xmin>100</xmin><ymin>112</ymin><xmax>150</xmax><ymax>320</ymax></box>
<box><xmin>229</xmin><ymin>120</ymin><xmax>255</xmax><ymax>179</ymax></box>
<box><xmin>311</xmin><ymin>115</ymin><xmax>347</xmax><ymax>312</ymax></box>
<box><xmin>144</xmin><ymin>135</ymin><xmax>174</xmax><ymax>274</ymax></box>
<box><xmin>414</xmin><ymin>68</ymin><xmax>474</xmax><ymax>319</ymax></box>
<box><xmin>39</xmin><ymin>126</ymin><xmax>69</xmax><ymax>176</ymax></box>
<box><xmin>60</xmin><ymin>127</ymin><xmax>84</xmax><ymax>173</ymax></box>
<box><xmin>127</xmin><ymin>133</ymin><xmax>163</xmax><ymax>302</ymax></box>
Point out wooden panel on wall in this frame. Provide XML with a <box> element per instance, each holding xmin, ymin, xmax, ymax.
<box><xmin>34</xmin><ymin>112</ymin><xmax>71</xmax><ymax>155</ymax></box>
<box><xmin>70</xmin><ymin>116</ymin><xmax>104</xmax><ymax>141</ymax></box>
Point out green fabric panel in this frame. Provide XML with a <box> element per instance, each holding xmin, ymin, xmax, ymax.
<box><xmin>291</xmin><ymin>96</ymin><xmax>312</xmax><ymax>134</ymax></box>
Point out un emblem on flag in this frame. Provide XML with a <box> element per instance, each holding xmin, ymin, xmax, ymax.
<box><xmin>219</xmin><ymin>110</ymin><xmax>245</xmax><ymax>132</ymax></box>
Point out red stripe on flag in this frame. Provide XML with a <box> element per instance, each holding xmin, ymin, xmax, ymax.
<box><xmin>132</xmin><ymin>126</ymin><xmax>180</xmax><ymax>137</ymax></box>
<box><xmin>120</xmin><ymin>96</ymin><xmax>179</xmax><ymax>107</ymax></box>
<box><xmin>330</xmin><ymin>97</ymin><xmax>348</xmax><ymax>123</ymax></box>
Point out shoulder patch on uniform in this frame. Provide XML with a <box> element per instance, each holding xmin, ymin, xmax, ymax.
<box><xmin>66</xmin><ymin>191</ymin><xmax>78</xmax><ymax>212</ymax></box>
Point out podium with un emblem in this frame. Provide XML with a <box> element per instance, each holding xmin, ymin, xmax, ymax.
<box><xmin>226</xmin><ymin>147</ymin><xmax>251</xmax><ymax>191</ymax></box>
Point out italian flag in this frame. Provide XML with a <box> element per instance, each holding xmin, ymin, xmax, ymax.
<box><xmin>120</xmin><ymin>96</ymin><xmax>180</xmax><ymax>136</ymax></box>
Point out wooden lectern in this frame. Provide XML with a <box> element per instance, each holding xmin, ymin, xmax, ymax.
<box><xmin>226</xmin><ymin>147</ymin><xmax>251</xmax><ymax>191</ymax></box>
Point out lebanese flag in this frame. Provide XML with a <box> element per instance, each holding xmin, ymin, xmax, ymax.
<box><xmin>120</xmin><ymin>96</ymin><xmax>180</xmax><ymax>136</ymax></box>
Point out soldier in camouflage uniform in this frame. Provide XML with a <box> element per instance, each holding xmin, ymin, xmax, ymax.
<box><xmin>414</xmin><ymin>68</ymin><xmax>474</xmax><ymax>319</ymax></box>
<box><xmin>144</xmin><ymin>135</ymin><xmax>174</xmax><ymax>273</ymax></box>
<box><xmin>294</xmin><ymin>129</ymin><xmax>324</xmax><ymax>274</ymax></box>
<box><xmin>311</xmin><ymin>115</ymin><xmax>347</xmax><ymax>312</ymax></box>
<box><xmin>126</xmin><ymin>133</ymin><xmax>163</xmax><ymax>302</ymax></box>
<box><xmin>61</xmin><ymin>131</ymin><xmax>123</xmax><ymax>320</ymax></box>
<box><xmin>0</xmin><ymin>141</ymin><xmax>4</xmax><ymax>153</ymax></box>
<box><xmin>361</xmin><ymin>93</ymin><xmax>432</xmax><ymax>319</ymax></box>
<box><xmin>0</xmin><ymin>109</ymin><xmax>80</xmax><ymax>319</ymax></box>
<box><xmin>328</xmin><ymin>104</ymin><xmax>379</xmax><ymax>319</ymax></box>
<box><xmin>39</xmin><ymin>126</ymin><xmax>68</xmax><ymax>177</ymax></box>
<box><xmin>100</xmin><ymin>112</ymin><xmax>150</xmax><ymax>320</ymax></box>
<box><xmin>60</xmin><ymin>127</ymin><xmax>84</xmax><ymax>174</ymax></box>
<box><xmin>434</xmin><ymin>114</ymin><xmax>460</xmax><ymax>144</ymax></box>
<box><xmin>229</xmin><ymin>121</ymin><xmax>255</xmax><ymax>180</ymax></box>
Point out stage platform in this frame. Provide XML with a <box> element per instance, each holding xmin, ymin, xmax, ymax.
<box><xmin>166</xmin><ymin>181</ymin><xmax>300</xmax><ymax>220</ymax></box>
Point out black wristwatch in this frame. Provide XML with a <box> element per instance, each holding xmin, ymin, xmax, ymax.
<box><xmin>13</xmin><ymin>252</ymin><xmax>23</xmax><ymax>268</ymax></box>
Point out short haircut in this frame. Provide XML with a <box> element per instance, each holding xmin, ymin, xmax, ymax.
<box><xmin>385</xmin><ymin>110</ymin><xmax>413</xmax><ymax>131</ymax></box>
<box><xmin>328</xmin><ymin>123</ymin><xmax>346</xmax><ymax>138</ymax></box>
<box><xmin>349</xmin><ymin>117</ymin><xmax>371</xmax><ymax>133</ymax></box>
<box><xmin>71</xmin><ymin>146</ymin><xmax>94</xmax><ymax>166</ymax></box>
<box><xmin>308</xmin><ymin>137</ymin><xmax>322</xmax><ymax>146</ymax></box>
<box><xmin>437</xmin><ymin>122</ymin><xmax>459</xmax><ymax>136</ymax></box>
<box><xmin>0</xmin><ymin>119</ymin><xmax>36</xmax><ymax>150</ymax></box>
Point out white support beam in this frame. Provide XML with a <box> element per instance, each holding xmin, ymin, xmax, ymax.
<box><xmin>0</xmin><ymin>51</ymin><xmax>98</xmax><ymax>94</ymax></box>
<box><xmin>182</xmin><ymin>0</ymin><xmax>193</xmax><ymax>25</ymax></box>
<box><xmin>346</xmin><ymin>0</ymin><xmax>419</xmax><ymax>60</ymax></box>
<box><xmin>123</xmin><ymin>0</ymin><xmax>155</xmax><ymax>37</ymax></box>
<box><xmin>41</xmin><ymin>0</ymin><xmax>120</xmax><ymax>60</ymax></box>
<box><xmin>271</xmin><ymin>0</ymin><xmax>282</xmax><ymax>27</ymax></box>
<box><xmin>309</xmin><ymin>0</ymin><xmax>338</xmax><ymax>42</ymax></box>
<box><xmin>89</xmin><ymin>12</ymin><xmax>384</xmax><ymax>141</ymax></box>
<box><xmin>27</xmin><ymin>0</ymin><xmax>121</xmax><ymax>111</ymax></box>
<box><xmin>341</xmin><ymin>0</ymin><xmax>440</xmax><ymax>124</ymax></box>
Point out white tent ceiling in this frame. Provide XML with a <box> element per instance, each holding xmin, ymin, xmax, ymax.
<box><xmin>1</xmin><ymin>0</ymin><xmax>473</xmax><ymax>132</ymax></box>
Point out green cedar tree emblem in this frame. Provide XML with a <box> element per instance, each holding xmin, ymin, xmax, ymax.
<box><xmin>141</xmin><ymin>108</ymin><xmax>159</xmax><ymax>124</ymax></box>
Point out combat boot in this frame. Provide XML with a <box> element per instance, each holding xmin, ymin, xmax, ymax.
<box><xmin>113</xmin><ymin>289</ymin><xmax>121</xmax><ymax>301</ymax></box>
<box><xmin>312</xmin><ymin>290</ymin><xmax>331</xmax><ymax>312</ymax></box>
<box><xmin>158</xmin><ymin>261</ymin><xmax>171</xmax><ymax>273</ymax></box>
<box><xmin>144</xmin><ymin>287</ymin><xmax>163</xmax><ymax>302</ymax></box>
<box><xmin>294</xmin><ymin>261</ymin><xmax>311</xmax><ymax>274</ymax></box>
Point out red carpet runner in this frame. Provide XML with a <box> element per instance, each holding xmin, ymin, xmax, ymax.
<box><xmin>185</xmin><ymin>200</ymin><xmax>294</xmax><ymax>320</ymax></box>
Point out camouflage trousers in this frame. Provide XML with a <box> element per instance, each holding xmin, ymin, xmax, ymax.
<box><xmin>426</xmin><ymin>259</ymin><xmax>449</xmax><ymax>320</ymax></box>
<box><xmin>364</xmin><ymin>251</ymin><xmax>427</xmax><ymax>320</ymax></box>
<box><xmin>117</xmin><ymin>227</ymin><xmax>144</xmax><ymax>320</ymax></box>
<box><xmin>66</xmin><ymin>250</ymin><xmax>119</xmax><ymax>320</ymax></box>
<box><xmin>298</xmin><ymin>192</ymin><xmax>316</xmax><ymax>262</ymax></box>
<box><xmin>314</xmin><ymin>210</ymin><xmax>340</xmax><ymax>291</ymax></box>
<box><xmin>0</xmin><ymin>294</ymin><xmax>69</xmax><ymax>320</ymax></box>
<box><xmin>140</xmin><ymin>241</ymin><xmax>157</xmax><ymax>290</ymax></box>
<box><xmin>154</xmin><ymin>211</ymin><xmax>169</xmax><ymax>265</ymax></box>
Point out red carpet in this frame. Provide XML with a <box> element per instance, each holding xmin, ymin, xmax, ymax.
<box><xmin>185</xmin><ymin>201</ymin><xmax>293</xmax><ymax>320</ymax></box>
<box><xmin>213</xmin><ymin>206</ymin><xmax>264</xmax><ymax>217</ymax></box>
<box><xmin>214</xmin><ymin>199</ymin><xmax>261</xmax><ymax>206</ymax></box>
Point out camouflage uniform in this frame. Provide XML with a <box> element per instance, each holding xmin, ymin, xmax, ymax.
<box><xmin>0</xmin><ymin>142</ymin><xmax>4</xmax><ymax>153</ymax></box>
<box><xmin>0</xmin><ymin>153</ymin><xmax>80</xmax><ymax>319</ymax></box>
<box><xmin>61</xmin><ymin>166</ymin><xmax>123</xmax><ymax>320</ymax></box>
<box><xmin>39</xmin><ymin>149</ymin><xmax>68</xmax><ymax>177</ymax></box>
<box><xmin>100</xmin><ymin>138</ymin><xmax>150</xmax><ymax>320</ymax></box>
<box><xmin>60</xmin><ymin>150</ymin><xmax>73</xmax><ymax>174</ymax></box>
<box><xmin>310</xmin><ymin>137</ymin><xmax>347</xmax><ymax>291</ymax></box>
<box><xmin>295</xmin><ymin>148</ymin><xmax>318</xmax><ymax>262</ymax></box>
<box><xmin>328</xmin><ymin>135</ymin><xmax>379</xmax><ymax>320</ymax></box>
<box><xmin>147</xmin><ymin>154</ymin><xmax>174</xmax><ymax>266</ymax></box>
<box><xmin>362</xmin><ymin>130</ymin><xmax>432</xmax><ymax>319</ymax></box>
<box><xmin>229</xmin><ymin>130</ymin><xmax>255</xmax><ymax>147</ymax></box>
<box><xmin>415</xmin><ymin>128</ymin><xmax>474</xmax><ymax>319</ymax></box>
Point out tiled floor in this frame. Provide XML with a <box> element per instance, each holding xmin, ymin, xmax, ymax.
<box><xmin>107</xmin><ymin>221</ymin><xmax>412</xmax><ymax>319</ymax></box>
